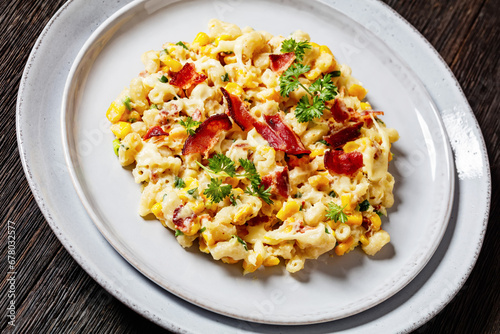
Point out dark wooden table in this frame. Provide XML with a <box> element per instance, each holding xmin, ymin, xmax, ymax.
<box><xmin>1</xmin><ymin>0</ymin><xmax>498</xmax><ymax>333</ymax></box>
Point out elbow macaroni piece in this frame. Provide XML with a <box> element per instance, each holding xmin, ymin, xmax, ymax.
<box><xmin>105</xmin><ymin>19</ymin><xmax>399</xmax><ymax>274</ymax></box>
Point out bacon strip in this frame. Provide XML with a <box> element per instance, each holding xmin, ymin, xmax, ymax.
<box><xmin>257</xmin><ymin>114</ymin><xmax>310</xmax><ymax>155</ymax></box>
<box><xmin>170</xmin><ymin>63</ymin><xmax>207</xmax><ymax>89</ymax></box>
<box><xmin>173</xmin><ymin>205</ymin><xmax>195</xmax><ymax>234</ymax></box>
<box><xmin>261</xmin><ymin>166</ymin><xmax>289</xmax><ymax>197</ymax></box>
<box><xmin>269</xmin><ymin>52</ymin><xmax>296</xmax><ymax>74</ymax></box>
<box><xmin>324</xmin><ymin>150</ymin><xmax>363</xmax><ymax>176</ymax></box>
<box><xmin>182</xmin><ymin>114</ymin><xmax>232</xmax><ymax>156</ymax></box>
<box><xmin>143</xmin><ymin>126</ymin><xmax>168</xmax><ymax>140</ymax></box>
<box><xmin>324</xmin><ymin>122</ymin><xmax>363</xmax><ymax>148</ymax></box>
<box><xmin>331</xmin><ymin>98</ymin><xmax>350</xmax><ymax>123</ymax></box>
<box><xmin>221</xmin><ymin>87</ymin><xmax>254</xmax><ymax>131</ymax></box>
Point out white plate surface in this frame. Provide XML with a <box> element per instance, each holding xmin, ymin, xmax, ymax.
<box><xmin>17</xmin><ymin>0</ymin><xmax>490</xmax><ymax>333</ymax></box>
<box><xmin>60</xmin><ymin>0</ymin><xmax>454</xmax><ymax>325</ymax></box>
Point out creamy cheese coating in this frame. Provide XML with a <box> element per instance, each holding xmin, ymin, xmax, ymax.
<box><xmin>106</xmin><ymin>20</ymin><xmax>399</xmax><ymax>274</ymax></box>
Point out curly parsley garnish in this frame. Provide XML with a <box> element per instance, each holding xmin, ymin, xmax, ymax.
<box><xmin>203</xmin><ymin>178</ymin><xmax>232</xmax><ymax>203</ymax></box>
<box><xmin>280</xmin><ymin>38</ymin><xmax>311</xmax><ymax>62</ymax></box>
<box><xmin>326</xmin><ymin>203</ymin><xmax>348</xmax><ymax>223</ymax></box>
<box><xmin>179</xmin><ymin>117</ymin><xmax>202</xmax><ymax>136</ymax></box>
<box><xmin>174</xmin><ymin>176</ymin><xmax>186</xmax><ymax>189</ymax></box>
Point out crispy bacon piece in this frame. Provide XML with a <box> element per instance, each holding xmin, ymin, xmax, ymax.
<box><xmin>255</xmin><ymin>114</ymin><xmax>310</xmax><ymax>155</ymax></box>
<box><xmin>286</xmin><ymin>155</ymin><xmax>311</xmax><ymax>170</ymax></box>
<box><xmin>324</xmin><ymin>150</ymin><xmax>363</xmax><ymax>176</ymax></box>
<box><xmin>172</xmin><ymin>205</ymin><xmax>195</xmax><ymax>234</ymax></box>
<box><xmin>182</xmin><ymin>114</ymin><xmax>232</xmax><ymax>156</ymax></box>
<box><xmin>261</xmin><ymin>166</ymin><xmax>289</xmax><ymax>197</ymax></box>
<box><xmin>331</xmin><ymin>98</ymin><xmax>351</xmax><ymax>123</ymax></box>
<box><xmin>269</xmin><ymin>52</ymin><xmax>296</xmax><ymax>74</ymax></box>
<box><xmin>324</xmin><ymin>122</ymin><xmax>363</xmax><ymax>148</ymax></box>
<box><xmin>170</xmin><ymin>63</ymin><xmax>207</xmax><ymax>89</ymax></box>
<box><xmin>221</xmin><ymin>87</ymin><xmax>255</xmax><ymax>131</ymax></box>
<box><xmin>143</xmin><ymin>126</ymin><xmax>168</xmax><ymax>140</ymax></box>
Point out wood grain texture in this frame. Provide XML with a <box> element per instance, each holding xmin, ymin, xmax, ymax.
<box><xmin>0</xmin><ymin>0</ymin><xmax>498</xmax><ymax>333</ymax></box>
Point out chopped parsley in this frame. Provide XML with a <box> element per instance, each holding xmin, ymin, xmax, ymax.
<box><xmin>179</xmin><ymin>117</ymin><xmax>202</xmax><ymax>136</ymax></box>
<box><xmin>280</xmin><ymin>38</ymin><xmax>311</xmax><ymax>62</ymax></box>
<box><xmin>317</xmin><ymin>139</ymin><xmax>330</xmax><ymax>146</ymax></box>
<box><xmin>174</xmin><ymin>176</ymin><xmax>186</xmax><ymax>189</ymax></box>
<box><xmin>199</xmin><ymin>227</ymin><xmax>206</xmax><ymax>233</ymax></box>
<box><xmin>325</xmin><ymin>226</ymin><xmax>330</xmax><ymax>234</ymax></box>
<box><xmin>123</xmin><ymin>97</ymin><xmax>132</xmax><ymax>111</ymax></box>
<box><xmin>187</xmin><ymin>187</ymin><xmax>199</xmax><ymax>199</ymax></box>
<box><xmin>159</xmin><ymin>75</ymin><xmax>168</xmax><ymax>83</ymax></box>
<box><xmin>328</xmin><ymin>191</ymin><xmax>337</xmax><ymax>198</ymax></box>
<box><xmin>233</xmin><ymin>235</ymin><xmax>248</xmax><ymax>251</ymax></box>
<box><xmin>326</xmin><ymin>203</ymin><xmax>348</xmax><ymax>223</ymax></box>
<box><xmin>358</xmin><ymin>199</ymin><xmax>370</xmax><ymax>212</ymax></box>
<box><xmin>203</xmin><ymin>178</ymin><xmax>232</xmax><ymax>203</ymax></box>
<box><xmin>221</xmin><ymin>73</ymin><xmax>230</xmax><ymax>82</ymax></box>
<box><xmin>175</xmin><ymin>229</ymin><xmax>184</xmax><ymax>237</ymax></box>
<box><xmin>329</xmin><ymin>70</ymin><xmax>341</xmax><ymax>77</ymax></box>
<box><xmin>176</xmin><ymin>41</ymin><xmax>189</xmax><ymax>50</ymax></box>
<box><xmin>112</xmin><ymin>139</ymin><xmax>120</xmax><ymax>156</ymax></box>
<box><xmin>149</xmin><ymin>104</ymin><xmax>158</xmax><ymax>109</ymax></box>
<box><xmin>230</xmin><ymin>194</ymin><xmax>237</xmax><ymax>206</ymax></box>
<box><xmin>294</xmin><ymin>191</ymin><xmax>302</xmax><ymax>199</ymax></box>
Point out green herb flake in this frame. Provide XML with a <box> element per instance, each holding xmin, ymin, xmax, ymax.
<box><xmin>149</xmin><ymin>104</ymin><xmax>158</xmax><ymax>109</ymax></box>
<box><xmin>175</xmin><ymin>229</ymin><xmax>184</xmax><ymax>237</ymax></box>
<box><xmin>221</xmin><ymin>73</ymin><xmax>230</xmax><ymax>82</ymax></box>
<box><xmin>317</xmin><ymin>139</ymin><xmax>330</xmax><ymax>146</ymax></box>
<box><xmin>199</xmin><ymin>227</ymin><xmax>206</xmax><ymax>233</ymax></box>
<box><xmin>328</xmin><ymin>191</ymin><xmax>337</xmax><ymax>198</ymax></box>
<box><xmin>325</xmin><ymin>226</ymin><xmax>330</xmax><ymax>234</ymax></box>
<box><xmin>159</xmin><ymin>75</ymin><xmax>168</xmax><ymax>83</ymax></box>
<box><xmin>174</xmin><ymin>176</ymin><xmax>186</xmax><ymax>189</ymax></box>
<box><xmin>326</xmin><ymin>203</ymin><xmax>348</xmax><ymax>223</ymax></box>
<box><xmin>329</xmin><ymin>70</ymin><xmax>341</xmax><ymax>77</ymax></box>
<box><xmin>176</xmin><ymin>41</ymin><xmax>189</xmax><ymax>50</ymax></box>
<box><xmin>358</xmin><ymin>200</ymin><xmax>370</xmax><ymax>212</ymax></box>
<box><xmin>233</xmin><ymin>235</ymin><xmax>248</xmax><ymax>251</ymax></box>
<box><xmin>179</xmin><ymin>117</ymin><xmax>202</xmax><ymax>136</ymax></box>
<box><xmin>280</xmin><ymin>38</ymin><xmax>311</xmax><ymax>62</ymax></box>
<box><xmin>203</xmin><ymin>179</ymin><xmax>232</xmax><ymax>203</ymax></box>
<box><xmin>112</xmin><ymin>139</ymin><xmax>120</xmax><ymax>156</ymax></box>
<box><xmin>123</xmin><ymin>97</ymin><xmax>132</xmax><ymax>111</ymax></box>
<box><xmin>187</xmin><ymin>187</ymin><xmax>199</xmax><ymax>199</ymax></box>
<box><xmin>294</xmin><ymin>191</ymin><xmax>302</xmax><ymax>199</ymax></box>
<box><xmin>230</xmin><ymin>194</ymin><xmax>237</xmax><ymax>206</ymax></box>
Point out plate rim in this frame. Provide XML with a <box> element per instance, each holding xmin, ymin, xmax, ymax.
<box><xmin>60</xmin><ymin>0</ymin><xmax>455</xmax><ymax>325</ymax></box>
<box><xmin>16</xmin><ymin>0</ymin><xmax>491</xmax><ymax>332</ymax></box>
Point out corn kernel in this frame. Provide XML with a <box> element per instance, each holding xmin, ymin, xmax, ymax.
<box><xmin>225</xmin><ymin>82</ymin><xmax>243</xmax><ymax>96</ymax></box>
<box><xmin>243</xmin><ymin>254</ymin><xmax>263</xmax><ymax>273</ymax></box>
<box><xmin>222</xmin><ymin>257</ymin><xmax>239</xmax><ymax>264</ymax></box>
<box><xmin>214</xmin><ymin>34</ymin><xmax>232</xmax><ymax>46</ymax></box>
<box><xmin>106</xmin><ymin>101</ymin><xmax>126</xmax><ymax>123</ymax></box>
<box><xmin>334</xmin><ymin>236</ymin><xmax>354</xmax><ymax>256</ymax></box>
<box><xmin>169</xmin><ymin>127</ymin><xmax>188</xmax><ymax>140</ymax></box>
<box><xmin>185</xmin><ymin>222</ymin><xmax>200</xmax><ymax>236</ymax></box>
<box><xmin>348</xmin><ymin>84</ymin><xmax>368</xmax><ymax>100</ymax></box>
<box><xmin>347</xmin><ymin>212</ymin><xmax>363</xmax><ymax>226</ymax></box>
<box><xmin>151</xmin><ymin>202</ymin><xmax>163</xmax><ymax>218</ymax></box>
<box><xmin>163</xmin><ymin>56</ymin><xmax>182</xmax><ymax>72</ymax></box>
<box><xmin>310</xmin><ymin>148</ymin><xmax>325</xmax><ymax>158</ymax></box>
<box><xmin>359</xmin><ymin>234</ymin><xmax>369</xmax><ymax>246</ymax></box>
<box><xmin>308</xmin><ymin>174</ymin><xmax>329</xmax><ymax>188</ymax></box>
<box><xmin>110</xmin><ymin>122</ymin><xmax>132</xmax><ymax>139</ymax></box>
<box><xmin>199</xmin><ymin>238</ymin><xmax>210</xmax><ymax>253</ymax></box>
<box><xmin>389</xmin><ymin>152</ymin><xmax>393</xmax><ymax>162</ymax></box>
<box><xmin>310</xmin><ymin>42</ymin><xmax>320</xmax><ymax>49</ymax></box>
<box><xmin>188</xmin><ymin>201</ymin><xmax>205</xmax><ymax>214</ymax></box>
<box><xmin>234</xmin><ymin>205</ymin><xmax>252</xmax><ymax>224</ymax></box>
<box><xmin>263</xmin><ymin>256</ymin><xmax>280</xmax><ymax>267</ymax></box>
<box><xmin>284</xmin><ymin>225</ymin><xmax>294</xmax><ymax>233</ymax></box>
<box><xmin>343</xmin><ymin>141</ymin><xmax>359</xmax><ymax>153</ymax></box>
<box><xmin>341</xmin><ymin>193</ymin><xmax>356</xmax><ymax>212</ymax></box>
<box><xmin>305</xmin><ymin>68</ymin><xmax>321</xmax><ymax>81</ymax></box>
<box><xmin>369</xmin><ymin>214</ymin><xmax>382</xmax><ymax>231</ymax></box>
<box><xmin>276</xmin><ymin>200</ymin><xmax>300</xmax><ymax>221</ymax></box>
<box><xmin>360</xmin><ymin>102</ymin><xmax>372</xmax><ymax>111</ymax></box>
<box><xmin>202</xmin><ymin>231</ymin><xmax>215</xmax><ymax>246</ymax></box>
<box><xmin>320</xmin><ymin>45</ymin><xmax>333</xmax><ymax>55</ymax></box>
<box><xmin>200</xmin><ymin>45</ymin><xmax>217</xmax><ymax>59</ymax></box>
<box><xmin>193</xmin><ymin>32</ymin><xmax>210</xmax><ymax>46</ymax></box>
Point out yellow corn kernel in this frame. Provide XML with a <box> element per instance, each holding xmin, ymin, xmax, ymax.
<box><xmin>233</xmin><ymin>188</ymin><xmax>244</xmax><ymax>196</ymax></box>
<box><xmin>188</xmin><ymin>201</ymin><xmax>205</xmax><ymax>214</ymax></box>
<box><xmin>200</xmin><ymin>45</ymin><xmax>217</xmax><ymax>59</ymax></box>
<box><xmin>320</xmin><ymin>45</ymin><xmax>333</xmax><ymax>55</ymax></box>
<box><xmin>110</xmin><ymin>122</ymin><xmax>132</xmax><ymax>140</ymax></box>
<box><xmin>214</xmin><ymin>34</ymin><xmax>232</xmax><ymax>46</ymax></box>
<box><xmin>185</xmin><ymin>222</ymin><xmax>200</xmax><ymax>236</ymax></box>
<box><xmin>193</xmin><ymin>32</ymin><xmax>210</xmax><ymax>46</ymax></box>
<box><xmin>341</xmin><ymin>193</ymin><xmax>356</xmax><ymax>212</ymax></box>
<box><xmin>263</xmin><ymin>256</ymin><xmax>280</xmax><ymax>267</ymax></box>
<box><xmin>106</xmin><ymin>101</ymin><xmax>126</xmax><ymax>123</ymax></box>
<box><xmin>163</xmin><ymin>56</ymin><xmax>182</xmax><ymax>72</ymax></box>
<box><xmin>243</xmin><ymin>254</ymin><xmax>263</xmax><ymax>273</ymax></box>
<box><xmin>169</xmin><ymin>127</ymin><xmax>188</xmax><ymax>140</ymax></box>
<box><xmin>389</xmin><ymin>152</ymin><xmax>393</xmax><ymax>162</ymax></box>
<box><xmin>360</xmin><ymin>102</ymin><xmax>372</xmax><ymax>111</ymax></box>
<box><xmin>308</xmin><ymin>174</ymin><xmax>329</xmax><ymax>188</ymax></box>
<box><xmin>184</xmin><ymin>177</ymin><xmax>197</xmax><ymax>189</ymax></box>
<box><xmin>276</xmin><ymin>200</ymin><xmax>300</xmax><ymax>221</ymax></box>
<box><xmin>310</xmin><ymin>42</ymin><xmax>320</xmax><ymax>49</ymax></box>
<box><xmin>234</xmin><ymin>205</ymin><xmax>252</xmax><ymax>224</ymax></box>
<box><xmin>343</xmin><ymin>141</ymin><xmax>359</xmax><ymax>153</ymax></box>
<box><xmin>151</xmin><ymin>202</ymin><xmax>163</xmax><ymax>218</ymax></box>
<box><xmin>334</xmin><ymin>236</ymin><xmax>354</xmax><ymax>256</ymax></box>
<box><xmin>359</xmin><ymin>234</ymin><xmax>369</xmax><ymax>246</ymax></box>
<box><xmin>305</xmin><ymin>68</ymin><xmax>321</xmax><ymax>81</ymax></box>
<box><xmin>348</xmin><ymin>84</ymin><xmax>368</xmax><ymax>100</ymax></box>
<box><xmin>225</xmin><ymin>82</ymin><xmax>243</xmax><ymax>96</ymax></box>
<box><xmin>310</xmin><ymin>148</ymin><xmax>325</xmax><ymax>158</ymax></box>
<box><xmin>369</xmin><ymin>214</ymin><xmax>382</xmax><ymax>231</ymax></box>
<box><xmin>222</xmin><ymin>257</ymin><xmax>239</xmax><ymax>264</ymax></box>
<box><xmin>259</xmin><ymin>89</ymin><xmax>280</xmax><ymax>102</ymax></box>
<box><xmin>347</xmin><ymin>212</ymin><xmax>363</xmax><ymax>226</ymax></box>
<box><xmin>199</xmin><ymin>238</ymin><xmax>210</xmax><ymax>253</ymax></box>
<box><xmin>202</xmin><ymin>231</ymin><xmax>215</xmax><ymax>246</ymax></box>
<box><xmin>284</xmin><ymin>225</ymin><xmax>294</xmax><ymax>233</ymax></box>
<box><xmin>128</xmin><ymin>111</ymin><xmax>141</xmax><ymax>123</ymax></box>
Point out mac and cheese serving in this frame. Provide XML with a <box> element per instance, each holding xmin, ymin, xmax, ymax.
<box><xmin>106</xmin><ymin>20</ymin><xmax>399</xmax><ymax>274</ymax></box>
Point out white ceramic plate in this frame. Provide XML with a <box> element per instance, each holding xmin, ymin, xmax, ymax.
<box><xmin>60</xmin><ymin>0</ymin><xmax>454</xmax><ymax>325</ymax></box>
<box><xmin>17</xmin><ymin>0</ymin><xmax>490</xmax><ymax>332</ymax></box>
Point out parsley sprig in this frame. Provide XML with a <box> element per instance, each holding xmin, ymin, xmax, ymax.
<box><xmin>280</xmin><ymin>39</ymin><xmax>311</xmax><ymax>62</ymax></box>
<box><xmin>196</xmin><ymin>154</ymin><xmax>273</xmax><ymax>204</ymax></box>
<box><xmin>326</xmin><ymin>203</ymin><xmax>348</xmax><ymax>223</ymax></box>
<box><xmin>179</xmin><ymin>117</ymin><xmax>201</xmax><ymax>136</ymax></box>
